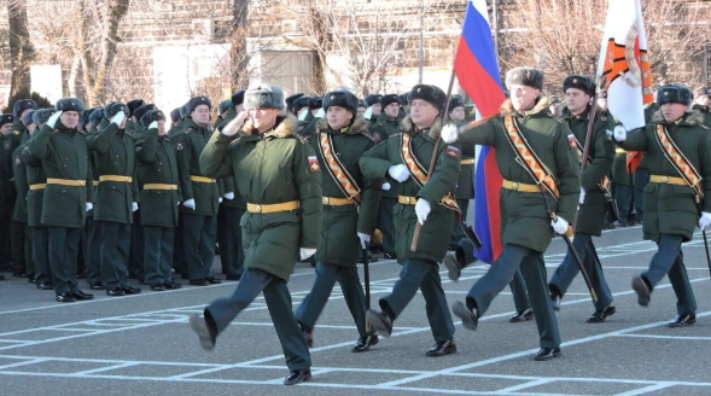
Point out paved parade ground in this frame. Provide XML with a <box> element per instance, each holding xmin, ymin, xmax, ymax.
<box><xmin>1</xmin><ymin>225</ymin><xmax>710</xmax><ymax>396</ymax></box>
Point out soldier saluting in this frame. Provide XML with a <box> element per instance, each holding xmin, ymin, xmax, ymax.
<box><xmin>28</xmin><ymin>99</ymin><xmax>95</xmax><ymax>303</ymax></box>
<box><xmin>615</xmin><ymin>84</ymin><xmax>709</xmax><ymax>327</ymax></box>
<box><xmin>294</xmin><ymin>89</ymin><xmax>380</xmax><ymax>352</ymax></box>
<box><xmin>548</xmin><ymin>75</ymin><xmax>616</xmax><ymax>323</ymax></box>
<box><xmin>442</xmin><ymin>67</ymin><xmax>580</xmax><ymax>361</ymax></box>
<box><xmin>360</xmin><ymin>84</ymin><xmax>460</xmax><ymax>357</ymax></box>
<box><xmin>189</xmin><ymin>85</ymin><xmax>321</xmax><ymax>385</ymax></box>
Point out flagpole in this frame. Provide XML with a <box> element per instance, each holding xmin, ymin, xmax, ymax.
<box><xmin>572</xmin><ymin>79</ymin><xmax>600</xmax><ymax>232</ymax></box>
<box><xmin>410</xmin><ymin>69</ymin><xmax>457</xmax><ymax>252</ymax></box>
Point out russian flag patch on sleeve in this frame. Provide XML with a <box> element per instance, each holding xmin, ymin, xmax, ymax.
<box><xmin>567</xmin><ymin>134</ymin><xmax>577</xmax><ymax>149</ymax></box>
<box><xmin>308</xmin><ymin>156</ymin><xmax>320</xmax><ymax>172</ymax></box>
<box><xmin>446</xmin><ymin>146</ymin><xmax>460</xmax><ymax>158</ymax></box>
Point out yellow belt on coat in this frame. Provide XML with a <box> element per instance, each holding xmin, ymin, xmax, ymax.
<box><xmin>190</xmin><ymin>175</ymin><xmax>216</xmax><ymax>183</ymax></box>
<box><xmin>502</xmin><ymin>179</ymin><xmax>540</xmax><ymax>193</ymax></box>
<box><xmin>29</xmin><ymin>184</ymin><xmax>46</xmax><ymax>190</ymax></box>
<box><xmin>46</xmin><ymin>178</ymin><xmax>86</xmax><ymax>187</ymax></box>
<box><xmin>322</xmin><ymin>197</ymin><xmax>354</xmax><ymax>206</ymax></box>
<box><xmin>143</xmin><ymin>184</ymin><xmax>178</xmax><ymax>191</ymax></box>
<box><xmin>99</xmin><ymin>175</ymin><xmax>133</xmax><ymax>183</ymax></box>
<box><xmin>398</xmin><ymin>196</ymin><xmax>418</xmax><ymax>205</ymax></box>
<box><xmin>460</xmin><ymin>159</ymin><xmax>475</xmax><ymax>165</ymax></box>
<box><xmin>247</xmin><ymin>201</ymin><xmax>300</xmax><ymax>214</ymax></box>
<box><xmin>649</xmin><ymin>175</ymin><xmax>687</xmax><ymax>186</ymax></box>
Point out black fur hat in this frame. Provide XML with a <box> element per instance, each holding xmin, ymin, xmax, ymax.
<box><xmin>186</xmin><ymin>97</ymin><xmax>212</xmax><ymax>114</ymax></box>
<box><xmin>244</xmin><ymin>85</ymin><xmax>284</xmax><ymax>111</ymax></box>
<box><xmin>57</xmin><ymin>98</ymin><xmax>85</xmax><ymax>113</ymax></box>
<box><xmin>133</xmin><ymin>104</ymin><xmax>156</xmax><ymax>125</ymax></box>
<box><xmin>170</xmin><ymin>108</ymin><xmax>181</xmax><ymax>123</ymax></box>
<box><xmin>563</xmin><ymin>75</ymin><xmax>595</xmax><ymax>96</ymax></box>
<box><xmin>365</xmin><ymin>94</ymin><xmax>383</xmax><ymax>107</ymax></box>
<box><xmin>448</xmin><ymin>97</ymin><xmax>465</xmax><ymax>112</ymax></box>
<box><xmin>657</xmin><ymin>84</ymin><xmax>692</xmax><ymax>106</ymax></box>
<box><xmin>218</xmin><ymin>100</ymin><xmax>232</xmax><ymax>115</ymax></box>
<box><xmin>322</xmin><ymin>89</ymin><xmax>359</xmax><ymax>115</ymax></box>
<box><xmin>140</xmin><ymin>109</ymin><xmax>167</xmax><ymax>128</ymax></box>
<box><xmin>398</xmin><ymin>93</ymin><xmax>409</xmax><ymax>105</ymax></box>
<box><xmin>231</xmin><ymin>90</ymin><xmax>245</xmax><ymax>106</ymax></box>
<box><xmin>23</xmin><ymin>110</ymin><xmax>36</xmax><ymax>126</ymax></box>
<box><xmin>0</xmin><ymin>114</ymin><xmax>14</xmax><ymax>129</ymax></box>
<box><xmin>294</xmin><ymin>96</ymin><xmax>311</xmax><ymax>113</ymax></box>
<box><xmin>407</xmin><ymin>85</ymin><xmax>447</xmax><ymax>111</ymax></box>
<box><xmin>380</xmin><ymin>94</ymin><xmax>399</xmax><ymax>108</ymax></box>
<box><xmin>89</xmin><ymin>108</ymin><xmax>104</xmax><ymax>127</ymax></box>
<box><xmin>285</xmin><ymin>93</ymin><xmax>304</xmax><ymax>113</ymax></box>
<box><xmin>127</xmin><ymin>99</ymin><xmax>145</xmax><ymax>117</ymax></box>
<box><xmin>13</xmin><ymin>99</ymin><xmax>37</xmax><ymax>119</ymax></box>
<box><xmin>32</xmin><ymin>109</ymin><xmax>55</xmax><ymax>127</ymax></box>
<box><xmin>103</xmin><ymin>102</ymin><xmax>129</xmax><ymax>119</ymax></box>
<box><xmin>308</xmin><ymin>97</ymin><xmax>323</xmax><ymax>111</ymax></box>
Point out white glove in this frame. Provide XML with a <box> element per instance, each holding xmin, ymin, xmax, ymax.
<box><xmin>183</xmin><ymin>199</ymin><xmax>196</xmax><ymax>210</ymax></box>
<box><xmin>357</xmin><ymin>233</ymin><xmax>371</xmax><ymax>249</ymax></box>
<box><xmin>132</xmin><ymin>202</ymin><xmax>138</xmax><ymax>212</ymax></box>
<box><xmin>388</xmin><ymin>164</ymin><xmax>410</xmax><ymax>183</ymax></box>
<box><xmin>415</xmin><ymin>199</ymin><xmax>431</xmax><ymax>226</ymax></box>
<box><xmin>579</xmin><ymin>187</ymin><xmax>586</xmax><ymax>205</ymax></box>
<box><xmin>85</xmin><ymin>202</ymin><xmax>93</xmax><ymax>212</ymax></box>
<box><xmin>218</xmin><ymin>197</ymin><xmax>223</xmax><ymax>203</ymax></box>
<box><xmin>613</xmin><ymin>125</ymin><xmax>627</xmax><ymax>142</ymax></box>
<box><xmin>300</xmin><ymin>248</ymin><xmax>317</xmax><ymax>261</ymax></box>
<box><xmin>222</xmin><ymin>112</ymin><xmax>248</xmax><ymax>136</ymax></box>
<box><xmin>699</xmin><ymin>212</ymin><xmax>711</xmax><ymax>230</ymax></box>
<box><xmin>441</xmin><ymin>123</ymin><xmax>460</xmax><ymax>144</ymax></box>
<box><xmin>382</xmin><ymin>182</ymin><xmax>391</xmax><ymax>191</ymax></box>
<box><xmin>47</xmin><ymin>111</ymin><xmax>62</xmax><ymax>128</ymax></box>
<box><xmin>224</xmin><ymin>192</ymin><xmax>235</xmax><ymax>200</ymax></box>
<box><xmin>551</xmin><ymin>216</ymin><xmax>569</xmax><ymax>236</ymax></box>
<box><xmin>148</xmin><ymin>121</ymin><xmax>158</xmax><ymax>130</ymax></box>
<box><xmin>176</xmin><ymin>201</ymin><xmax>180</xmax><ymax>206</ymax></box>
<box><xmin>111</xmin><ymin>111</ymin><xmax>126</xmax><ymax>126</ymax></box>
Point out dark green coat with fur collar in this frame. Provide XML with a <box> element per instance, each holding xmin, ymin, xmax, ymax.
<box><xmin>200</xmin><ymin>114</ymin><xmax>322</xmax><ymax>281</ymax></box>
<box><xmin>308</xmin><ymin>117</ymin><xmax>380</xmax><ymax>267</ymax></box>
<box><xmin>458</xmin><ymin>97</ymin><xmax>581</xmax><ymax>254</ymax></box>
<box><xmin>620</xmin><ymin>110</ymin><xmax>711</xmax><ymax>243</ymax></box>
<box><xmin>359</xmin><ymin>116</ymin><xmax>461</xmax><ymax>264</ymax></box>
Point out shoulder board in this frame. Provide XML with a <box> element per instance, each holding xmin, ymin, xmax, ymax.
<box><xmin>700</xmin><ymin>125</ymin><xmax>709</xmax><ymax>131</ymax></box>
<box><xmin>361</xmin><ymin>131</ymin><xmax>379</xmax><ymax>143</ymax></box>
<box><xmin>388</xmin><ymin>133</ymin><xmax>402</xmax><ymax>139</ymax></box>
<box><xmin>552</xmin><ymin>115</ymin><xmax>565</xmax><ymax>123</ymax></box>
<box><xmin>164</xmin><ymin>137</ymin><xmax>171</xmax><ymax>143</ymax></box>
<box><xmin>183</xmin><ymin>128</ymin><xmax>193</xmax><ymax>135</ymax></box>
<box><xmin>13</xmin><ymin>130</ymin><xmax>20</xmax><ymax>135</ymax></box>
<box><xmin>598</xmin><ymin>115</ymin><xmax>607</xmax><ymax>122</ymax></box>
<box><xmin>295</xmin><ymin>134</ymin><xmax>310</xmax><ymax>145</ymax></box>
<box><xmin>228</xmin><ymin>137</ymin><xmax>242</xmax><ymax>147</ymax></box>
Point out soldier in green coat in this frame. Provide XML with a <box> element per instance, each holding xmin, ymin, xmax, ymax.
<box><xmin>84</xmin><ymin>108</ymin><xmax>105</xmax><ymax>289</ymax></box>
<box><xmin>446</xmin><ymin>97</ymin><xmax>475</xmax><ymax>248</ymax></box>
<box><xmin>29</xmin><ymin>99</ymin><xmax>95</xmax><ymax>303</ymax></box>
<box><xmin>613</xmin><ymin>149</ymin><xmax>635</xmax><ymax>226</ymax></box>
<box><xmin>369</xmin><ymin>94</ymin><xmax>402</xmax><ymax>259</ymax></box>
<box><xmin>89</xmin><ymin>102</ymin><xmax>141</xmax><ymax>297</ymax></box>
<box><xmin>215</xmin><ymin>90</ymin><xmax>247</xmax><ymax>280</ymax></box>
<box><xmin>446</xmin><ymin>68</ymin><xmax>580</xmax><ymax>361</ymax></box>
<box><xmin>294</xmin><ymin>89</ymin><xmax>381</xmax><ymax>352</ymax></box>
<box><xmin>691</xmin><ymin>87</ymin><xmax>711</xmax><ymax>129</ymax></box>
<box><xmin>616</xmin><ymin>84</ymin><xmax>709</xmax><ymax>328</ymax></box>
<box><xmin>173</xmin><ymin>97</ymin><xmax>222</xmax><ymax>286</ymax></box>
<box><xmin>11</xmin><ymin>110</ymin><xmax>36</xmax><ymax>281</ymax></box>
<box><xmin>360</xmin><ymin>84</ymin><xmax>459</xmax><ymax>357</ymax></box>
<box><xmin>23</xmin><ymin>109</ymin><xmax>55</xmax><ymax>290</ymax></box>
<box><xmin>548</xmin><ymin>75</ymin><xmax>616</xmax><ymax>322</ymax></box>
<box><xmin>0</xmin><ymin>114</ymin><xmax>21</xmax><ymax>274</ymax></box>
<box><xmin>190</xmin><ymin>85</ymin><xmax>320</xmax><ymax>385</ymax></box>
<box><xmin>135</xmin><ymin>110</ymin><xmax>183</xmax><ymax>291</ymax></box>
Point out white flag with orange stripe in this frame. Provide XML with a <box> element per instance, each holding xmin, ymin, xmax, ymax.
<box><xmin>596</xmin><ymin>0</ymin><xmax>652</xmax><ymax>172</ymax></box>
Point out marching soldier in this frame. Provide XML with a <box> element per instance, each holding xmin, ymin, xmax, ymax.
<box><xmin>89</xmin><ymin>102</ymin><xmax>141</xmax><ymax>297</ymax></box>
<box><xmin>190</xmin><ymin>84</ymin><xmax>321</xmax><ymax>385</ymax></box>
<box><xmin>294</xmin><ymin>89</ymin><xmax>380</xmax><ymax>352</ymax></box>
<box><xmin>548</xmin><ymin>75</ymin><xmax>616</xmax><ymax>322</ymax></box>
<box><xmin>444</xmin><ymin>67</ymin><xmax>580</xmax><ymax>360</ymax></box>
<box><xmin>446</xmin><ymin>96</ymin><xmax>475</xmax><ymax>248</ymax></box>
<box><xmin>28</xmin><ymin>99</ymin><xmax>94</xmax><ymax>303</ymax></box>
<box><xmin>0</xmin><ymin>113</ymin><xmax>19</xmax><ymax>274</ymax></box>
<box><xmin>135</xmin><ymin>110</ymin><xmax>183</xmax><ymax>291</ymax></box>
<box><xmin>370</xmin><ymin>94</ymin><xmax>403</xmax><ymax>259</ymax></box>
<box><xmin>615</xmin><ymin>84</ymin><xmax>708</xmax><ymax>327</ymax></box>
<box><xmin>360</xmin><ymin>84</ymin><xmax>460</xmax><ymax>357</ymax></box>
<box><xmin>23</xmin><ymin>109</ymin><xmax>55</xmax><ymax>290</ymax></box>
<box><xmin>613</xmin><ymin>149</ymin><xmax>635</xmax><ymax>227</ymax></box>
<box><xmin>173</xmin><ymin>97</ymin><xmax>222</xmax><ymax>286</ymax></box>
<box><xmin>692</xmin><ymin>87</ymin><xmax>711</xmax><ymax>129</ymax></box>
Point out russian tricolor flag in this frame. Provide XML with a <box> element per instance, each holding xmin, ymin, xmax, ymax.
<box><xmin>453</xmin><ymin>0</ymin><xmax>505</xmax><ymax>264</ymax></box>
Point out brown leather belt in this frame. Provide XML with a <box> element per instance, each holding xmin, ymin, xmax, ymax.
<box><xmin>398</xmin><ymin>196</ymin><xmax>418</xmax><ymax>205</ymax></box>
<box><xmin>502</xmin><ymin>179</ymin><xmax>540</xmax><ymax>193</ymax></box>
<box><xmin>322</xmin><ymin>197</ymin><xmax>354</xmax><ymax>206</ymax></box>
<box><xmin>247</xmin><ymin>201</ymin><xmax>300</xmax><ymax>214</ymax></box>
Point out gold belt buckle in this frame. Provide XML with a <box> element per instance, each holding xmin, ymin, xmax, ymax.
<box><xmin>661</xmin><ymin>176</ymin><xmax>669</xmax><ymax>183</ymax></box>
<box><xmin>512</xmin><ymin>182</ymin><xmax>520</xmax><ymax>191</ymax></box>
<box><xmin>406</xmin><ymin>197</ymin><xmax>414</xmax><ymax>204</ymax></box>
<box><xmin>253</xmin><ymin>204</ymin><xmax>262</xmax><ymax>213</ymax></box>
<box><xmin>323</xmin><ymin>197</ymin><xmax>330</xmax><ymax>205</ymax></box>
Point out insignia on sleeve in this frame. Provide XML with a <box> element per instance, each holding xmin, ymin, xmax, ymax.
<box><xmin>446</xmin><ymin>146</ymin><xmax>460</xmax><ymax>158</ymax></box>
<box><xmin>605</xmin><ymin>129</ymin><xmax>613</xmax><ymax>141</ymax></box>
<box><xmin>176</xmin><ymin>142</ymin><xmax>184</xmax><ymax>151</ymax></box>
<box><xmin>308</xmin><ymin>155</ymin><xmax>320</xmax><ymax>172</ymax></box>
<box><xmin>135</xmin><ymin>146</ymin><xmax>143</xmax><ymax>152</ymax></box>
<box><xmin>567</xmin><ymin>134</ymin><xmax>577</xmax><ymax>149</ymax></box>
<box><xmin>15</xmin><ymin>156</ymin><xmax>22</xmax><ymax>165</ymax></box>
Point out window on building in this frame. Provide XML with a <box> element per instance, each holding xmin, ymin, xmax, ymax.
<box><xmin>260</xmin><ymin>51</ymin><xmax>315</xmax><ymax>95</ymax></box>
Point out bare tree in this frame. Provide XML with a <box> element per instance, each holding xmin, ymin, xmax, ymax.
<box><xmin>7</xmin><ymin>0</ymin><xmax>34</xmax><ymax>97</ymax></box>
<box><xmin>499</xmin><ymin>0</ymin><xmax>707</xmax><ymax>93</ymax></box>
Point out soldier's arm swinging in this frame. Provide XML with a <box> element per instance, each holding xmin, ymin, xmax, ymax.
<box><xmin>358</xmin><ymin>139</ymin><xmax>396</xmax><ymax>183</ymax></box>
<box><xmin>293</xmin><ymin>142</ymin><xmax>322</xmax><ymax>250</ymax></box>
<box><xmin>417</xmin><ymin>141</ymin><xmax>461</xmax><ymax>205</ymax></box>
<box><xmin>357</xmin><ymin>141</ymin><xmax>382</xmax><ymax>236</ymax></box>
<box><xmin>553</xmin><ymin>123</ymin><xmax>581</xmax><ymax>222</ymax></box>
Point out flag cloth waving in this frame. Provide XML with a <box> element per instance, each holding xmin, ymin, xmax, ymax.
<box><xmin>453</xmin><ymin>0</ymin><xmax>506</xmax><ymax>264</ymax></box>
<box><xmin>597</xmin><ymin>0</ymin><xmax>652</xmax><ymax>173</ymax></box>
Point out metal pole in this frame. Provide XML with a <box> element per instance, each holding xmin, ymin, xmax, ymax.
<box><xmin>419</xmin><ymin>0</ymin><xmax>424</xmax><ymax>83</ymax></box>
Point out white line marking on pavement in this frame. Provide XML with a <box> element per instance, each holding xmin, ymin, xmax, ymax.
<box><xmin>494</xmin><ymin>379</ymin><xmax>553</xmax><ymax>393</ymax></box>
<box><xmin>616</xmin><ymin>334</ymin><xmax>711</xmax><ymax>341</ymax></box>
<box><xmin>612</xmin><ymin>383</ymin><xmax>675</xmax><ymax>396</ymax></box>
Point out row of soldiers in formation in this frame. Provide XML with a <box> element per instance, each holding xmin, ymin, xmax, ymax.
<box><xmin>0</xmin><ymin>67</ymin><xmax>707</xmax><ymax>385</ymax></box>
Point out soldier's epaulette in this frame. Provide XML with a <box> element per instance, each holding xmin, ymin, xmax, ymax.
<box><xmin>700</xmin><ymin>124</ymin><xmax>710</xmax><ymax>131</ymax></box>
<box><xmin>228</xmin><ymin>136</ymin><xmax>243</xmax><ymax>147</ymax></box>
<box><xmin>78</xmin><ymin>129</ymin><xmax>87</xmax><ymax>135</ymax></box>
<box><xmin>295</xmin><ymin>134</ymin><xmax>310</xmax><ymax>145</ymax></box>
<box><xmin>361</xmin><ymin>131</ymin><xmax>380</xmax><ymax>143</ymax></box>
<box><xmin>13</xmin><ymin>130</ymin><xmax>20</xmax><ymax>135</ymax></box>
<box><xmin>599</xmin><ymin>115</ymin><xmax>607</xmax><ymax>122</ymax></box>
<box><xmin>183</xmin><ymin>128</ymin><xmax>194</xmax><ymax>135</ymax></box>
<box><xmin>388</xmin><ymin>133</ymin><xmax>402</xmax><ymax>139</ymax></box>
<box><xmin>552</xmin><ymin>115</ymin><xmax>565</xmax><ymax>123</ymax></box>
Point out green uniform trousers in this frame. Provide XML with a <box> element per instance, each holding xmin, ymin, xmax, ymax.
<box><xmin>129</xmin><ymin>211</ymin><xmax>145</xmax><ymax>281</ymax></box>
<box><xmin>380</xmin><ymin>258</ymin><xmax>455</xmax><ymax>343</ymax></box>
<box><xmin>217</xmin><ymin>207</ymin><xmax>245</xmax><ymax>277</ymax></box>
<box><xmin>205</xmin><ymin>268</ymin><xmax>311</xmax><ymax>371</ymax></box>
<box><xmin>642</xmin><ymin>234</ymin><xmax>697</xmax><ymax>316</ymax></box>
<box><xmin>466</xmin><ymin>244</ymin><xmax>561</xmax><ymax>349</ymax></box>
<box><xmin>99</xmin><ymin>221</ymin><xmax>131</xmax><ymax>290</ymax></box>
<box><xmin>85</xmin><ymin>217</ymin><xmax>102</xmax><ymax>285</ymax></box>
<box><xmin>183</xmin><ymin>213</ymin><xmax>217</xmax><ymax>281</ymax></box>
<box><xmin>143</xmin><ymin>225</ymin><xmax>175</xmax><ymax>287</ymax></box>
<box><xmin>32</xmin><ymin>227</ymin><xmax>51</xmax><ymax>286</ymax></box>
<box><xmin>48</xmin><ymin>226</ymin><xmax>81</xmax><ymax>295</ymax></box>
<box><xmin>377</xmin><ymin>197</ymin><xmax>396</xmax><ymax>254</ymax></box>
<box><xmin>295</xmin><ymin>262</ymin><xmax>372</xmax><ymax>338</ymax></box>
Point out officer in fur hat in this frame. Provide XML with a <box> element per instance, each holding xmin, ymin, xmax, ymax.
<box><xmin>286</xmin><ymin>93</ymin><xmax>305</xmax><ymax>115</ymax></box>
<box><xmin>443</xmin><ymin>67</ymin><xmax>580</xmax><ymax>360</ymax></box>
<box><xmin>190</xmin><ymin>84</ymin><xmax>320</xmax><ymax>385</ymax></box>
<box><xmin>615</xmin><ymin>84</ymin><xmax>709</xmax><ymax>328</ymax></box>
<box><xmin>548</xmin><ymin>75</ymin><xmax>616</xmax><ymax>323</ymax></box>
<box><xmin>294</xmin><ymin>88</ymin><xmax>381</xmax><ymax>352</ymax></box>
<box><xmin>88</xmin><ymin>102</ymin><xmax>141</xmax><ymax>297</ymax></box>
<box><xmin>361</xmin><ymin>84</ymin><xmax>460</xmax><ymax>357</ymax></box>
<box><xmin>28</xmin><ymin>98</ymin><xmax>95</xmax><ymax>303</ymax></box>
<box><xmin>364</xmin><ymin>94</ymin><xmax>383</xmax><ymax>123</ymax></box>
<box><xmin>10</xmin><ymin>109</ymin><xmax>36</xmax><ymax>281</ymax></box>
<box><xmin>173</xmin><ymin>96</ymin><xmax>222</xmax><ymax>286</ymax></box>
<box><xmin>23</xmin><ymin>109</ymin><xmax>56</xmax><ymax>289</ymax></box>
